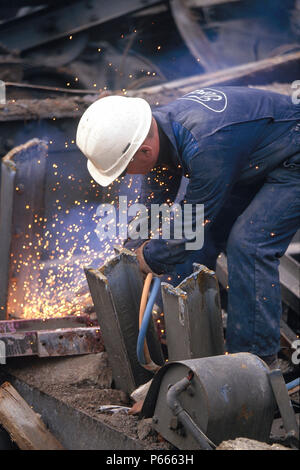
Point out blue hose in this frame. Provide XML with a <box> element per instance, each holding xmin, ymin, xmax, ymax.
<box><xmin>286</xmin><ymin>377</ymin><xmax>300</xmax><ymax>391</ymax></box>
<box><xmin>137</xmin><ymin>276</ymin><xmax>161</xmax><ymax>365</ymax></box>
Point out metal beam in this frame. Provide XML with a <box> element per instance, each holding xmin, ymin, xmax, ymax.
<box><xmin>85</xmin><ymin>250</ymin><xmax>164</xmax><ymax>394</ymax></box>
<box><xmin>2</xmin><ymin>375</ymin><xmax>146</xmax><ymax>450</ymax></box>
<box><xmin>0</xmin><ymin>315</ymin><xmax>104</xmax><ymax>357</ymax></box>
<box><xmin>280</xmin><ymin>318</ymin><xmax>298</xmax><ymax>360</ymax></box>
<box><xmin>187</xmin><ymin>0</ymin><xmax>240</xmax><ymax>5</ymax></box>
<box><xmin>279</xmin><ymin>254</ymin><xmax>300</xmax><ymax>314</ymax></box>
<box><xmin>0</xmin><ymin>139</ymin><xmax>48</xmax><ymax>319</ymax></box>
<box><xmin>170</xmin><ymin>0</ymin><xmax>219</xmax><ymax>72</ymax></box>
<box><xmin>134</xmin><ymin>51</ymin><xmax>300</xmax><ymax>104</ymax></box>
<box><xmin>161</xmin><ymin>264</ymin><xmax>224</xmax><ymax>361</ymax></box>
<box><xmin>216</xmin><ymin>252</ymin><xmax>300</xmax><ymax>315</ymax></box>
<box><xmin>0</xmin><ymin>158</ymin><xmax>15</xmax><ymax>320</ymax></box>
<box><xmin>0</xmin><ymin>0</ymin><xmax>163</xmax><ymax>52</ymax></box>
<box><xmin>268</xmin><ymin>369</ymin><xmax>299</xmax><ymax>445</ymax></box>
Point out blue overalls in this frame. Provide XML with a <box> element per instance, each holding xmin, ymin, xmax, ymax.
<box><xmin>127</xmin><ymin>87</ymin><xmax>300</xmax><ymax>357</ymax></box>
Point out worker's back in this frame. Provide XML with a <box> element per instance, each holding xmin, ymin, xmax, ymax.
<box><xmin>153</xmin><ymin>86</ymin><xmax>300</xmax><ymax>184</ymax></box>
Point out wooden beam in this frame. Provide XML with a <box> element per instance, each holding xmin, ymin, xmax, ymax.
<box><xmin>0</xmin><ymin>382</ymin><xmax>64</xmax><ymax>450</ymax></box>
<box><xmin>1</xmin><ymin>51</ymin><xmax>299</xmax><ymax>122</ymax></box>
<box><xmin>0</xmin><ymin>96</ymin><xmax>95</xmax><ymax>122</ymax></box>
<box><xmin>133</xmin><ymin>51</ymin><xmax>300</xmax><ymax>105</ymax></box>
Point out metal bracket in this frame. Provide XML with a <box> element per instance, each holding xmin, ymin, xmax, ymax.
<box><xmin>268</xmin><ymin>369</ymin><xmax>299</xmax><ymax>449</ymax></box>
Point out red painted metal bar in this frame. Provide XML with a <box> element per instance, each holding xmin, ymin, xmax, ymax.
<box><xmin>0</xmin><ymin>315</ymin><xmax>104</xmax><ymax>358</ymax></box>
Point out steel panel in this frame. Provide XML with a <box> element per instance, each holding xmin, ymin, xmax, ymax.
<box><xmin>162</xmin><ymin>264</ymin><xmax>224</xmax><ymax>361</ymax></box>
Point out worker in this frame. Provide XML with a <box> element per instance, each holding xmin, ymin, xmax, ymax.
<box><xmin>76</xmin><ymin>87</ymin><xmax>300</xmax><ymax>368</ymax></box>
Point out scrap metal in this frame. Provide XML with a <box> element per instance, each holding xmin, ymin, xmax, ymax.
<box><xmin>1</xmin><ymin>50</ymin><xmax>299</xmax><ymax>122</ymax></box>
<box><xmin>0</xmin><ymin>139</ymin><xmax>48</xmax><ymax>320</ymax></box>
<box><xmin>268</xmin><ymin>369</ymin><xmax>299</xmax><ymax>448</ymax></box>
<box><xmin>216</xmin><ymin>250</ymin><xmax>300</xmax><ymax>315</ymax></box>
<box><xmin>0</xmin><ymin>374</ymin><xmax>146</xmax><ymax>450</ymax></box>
<box><xmin>0</xmin><ymin>0</ymin><xmax>163</xmax><ymax>53</ymax></box>
<box><xmin>170</xmin><ymin>0</ymin><xmax>220</xmax><ymax>72</ymax></box>
<box><xmin>216</xmin><ymin>250</ymin><xmax>300</xmax><ymax>359</ymax></box>
<box><xmin>278</xmin><ymin>253</ymin><xmax>300</xmax><ymax>314</ymax></box>
<box><xmin>161</xmin><ymin>263</ymin><xmax>224</xmax><ymax>361</ymax></box>
<box><xmin>85</xmin><ymin>249</ymin><xmax>164</xmax><ymax>394</ymax></box>
<box><xmin>0</xmin><ymin>139</ymin><xmax>105</xmax><ymax>358</ymax></box>
<box><xmin>0</xmin><ymin>315</ymin><xmax>104</xmax><ymax>358</ymax></box>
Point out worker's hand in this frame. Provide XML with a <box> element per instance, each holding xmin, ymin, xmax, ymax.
<box><xmin>136</xmin><ymin>242</ymin><xmax>159</xmax><ymax>278</ymax></box>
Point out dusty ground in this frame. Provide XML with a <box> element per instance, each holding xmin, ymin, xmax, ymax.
<box><xmin>4</xmin><ymin>353</ymin><xmax>173</xmax><ymax>449</ymax></box>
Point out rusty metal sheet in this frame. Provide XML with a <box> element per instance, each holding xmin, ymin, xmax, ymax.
<box><xmin>0</xmin><ymin>315</ymin><xmax>103</xmax><ymax>358</ymax></box>
<box><xmin>161</xmin><ymin>263</ymin><xmax>224</xmax><ymax>361</ymax></box>
<box><xmin>0</xmin><ymin>157</ymin><xmax>15</xmax><ymax>320</ymax></box>
<box><xmin>99</xmin><ymin>249</ymin><xmax>163</xmax><ymax>369</ymax></box>
<box><xmin>0</xmin><ymin>315</ymin><xmax>98</xmax><ymax>334</ymax></box>
<box><xmin>0</xmin><ymin>331</ymin><xmax>38</xmax><ymax>357</ymax></box>
<box><xmin>37</xmin><ymin>327</ymin><xmax>103</xmax><ymax>357</ymax></box>
<box><xmin>0</xmin><ymin>139</ymin><xmax>48</xmax><ymax>319</ymax></box>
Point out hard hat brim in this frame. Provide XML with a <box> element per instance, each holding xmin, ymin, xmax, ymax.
<box><xmin>87</xmin><ymin>159</ymin><xmax>117</xmax><ymax>187</ymax></box>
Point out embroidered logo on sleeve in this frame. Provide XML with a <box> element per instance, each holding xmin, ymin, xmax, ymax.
<box><xmin>179</xmin><ymin>88</ymin><xmax>227</xmax><ymax>112</ymax></box>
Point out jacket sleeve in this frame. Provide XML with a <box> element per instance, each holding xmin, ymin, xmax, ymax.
<box><xmin>143</xmin><ymin>131</ymin><xmax>248</xmax><ymax>274</ymax></box>
<box><xmin>123</xmin><ymin>165</ymin><xmax>182</xmax><ymax>251</ymax></box>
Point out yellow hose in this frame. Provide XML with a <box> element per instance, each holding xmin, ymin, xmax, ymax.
<box><xmin>138</xmin><ymin>273</ymin><xmax>161</xmax><ymax>372</ymax></box>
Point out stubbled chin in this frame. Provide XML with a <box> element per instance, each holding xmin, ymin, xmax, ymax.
<box><xmin>126</xmin><ymin>168</ymin><xmax>150</xmax><ymax>175</ymax></box>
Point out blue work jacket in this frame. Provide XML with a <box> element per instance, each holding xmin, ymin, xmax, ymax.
<box><xmin>134</xmin><ymin>87</ymin><xmax>300</xmax><ymax>274</ymax></box>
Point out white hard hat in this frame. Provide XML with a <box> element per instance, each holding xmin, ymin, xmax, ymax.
<box><xmin>76</xmin><ymin>95</ymin><xmax>152</xmax><ymax>187</ymax></box>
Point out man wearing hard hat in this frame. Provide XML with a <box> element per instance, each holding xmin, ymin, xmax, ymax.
<box><xmin>76</xmin><ymin>87</ymin><xmax>300</xmax><ymax>367</ymax></box>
